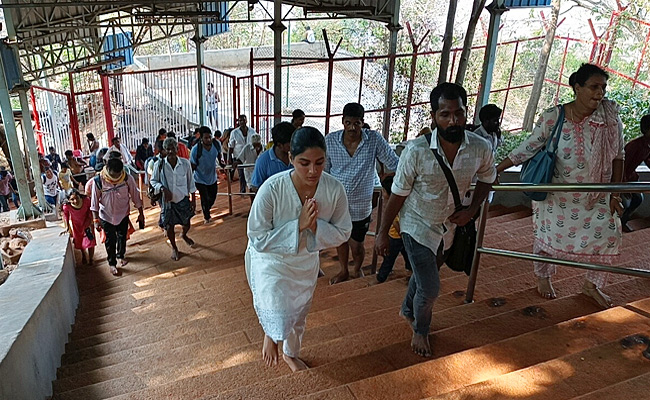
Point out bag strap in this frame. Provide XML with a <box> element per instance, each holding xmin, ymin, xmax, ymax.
<box><xmin>93</xmin><ymin>175</ymin><xmax>102</xmax><ymax>191</ymax></box>
<box><xmin>425</xmin><ymin>133</ymin><xmax>462</xmax><ymax>209</ymax></box>
<box><xmin>546</xmin><ymin>105</ymin><xmax>565</xmax><ymax>153</ymax></box>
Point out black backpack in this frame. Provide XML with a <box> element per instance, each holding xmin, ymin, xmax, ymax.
<box><xmin>194</xmin><ymin>140</ymin><xmax>222</xmax><ymax>168</ymax></box>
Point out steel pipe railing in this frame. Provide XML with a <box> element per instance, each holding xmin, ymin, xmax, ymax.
<box><xmin>465</xmin><ymin>182</ymin><xmax>650</xmax><ymax>304</ymax></box>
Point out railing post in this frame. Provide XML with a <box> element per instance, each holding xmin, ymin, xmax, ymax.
<box><xmin>465</xmin><ymin>198</ymin><xmax>490</xmax><ymax>303</ymax></box>
<box><xmin>29</xmin><ymin>86</ymin><xmax>44</xmax><ymax>153</ymax></box>
<box><xmin>501</xmin><ymin>39</ymin><xmax>519</xmax><ymax>125</ymax></box>
<box><xmin>101</xmin><ymin>74</ymin><xmax>115</xmax><ymax>143</ymax></box>
<box><xmin>68</xmin><ymin>71</ymin><xmax>82</xmax><ymax>150</ymax></box>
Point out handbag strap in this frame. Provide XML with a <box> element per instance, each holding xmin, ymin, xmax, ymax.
<box><xmin>425</xmin><ymin>133</ymin><xmax>462</xmax><ymax>209</ymax></box>
<box><xmin>546</xmin><ymin>105</ymin><xmax>565</xmax><ymax>153</ymax></box>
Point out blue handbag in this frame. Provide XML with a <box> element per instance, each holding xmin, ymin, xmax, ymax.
<box><xmin>519</xmin><ymin>105</ymin><xmax>565</xmax><ymax>201</ymax></box>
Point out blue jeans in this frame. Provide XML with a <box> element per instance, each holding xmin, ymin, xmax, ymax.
<box><xmin>377</xmin><ymin>237</ymin><xmax>411</xmax><ymax>282</ymax></box>
<box><xmin>401</xmin><ymin>233</ymin><xmax>440</xmax><ymax>336</ymax></box>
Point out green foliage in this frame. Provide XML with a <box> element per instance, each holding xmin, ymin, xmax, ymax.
<box><xmin>606</xmin><ymin>83</ymin><xmax>650</xmax><ymax>141</ymax></box>
<box><xmin>496</xmin><ymin>130</ymin><xmax>530</xmax><ymax>163</ymax></box>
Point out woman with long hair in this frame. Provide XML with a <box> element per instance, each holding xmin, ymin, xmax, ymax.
<box><xmin>246</xmin><ymin>127</ymin><xmax>352</xmax><ymax>371</ymax></box>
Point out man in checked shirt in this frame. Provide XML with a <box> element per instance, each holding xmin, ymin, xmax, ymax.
<box><xmin>325</xmin><ymin>102</ymin><xmax>399</xmax><ymax>284</ymax></box>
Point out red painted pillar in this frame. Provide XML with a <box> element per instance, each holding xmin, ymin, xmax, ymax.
<box><xmin>29</xmin><ymin>87</ymin><xmax>44</xmax><ymax>153</ymax></box>
<box><xmin>67</xmin><ymin>71</ymin><xmax>82</xmax><ymax>150</ymax></box>
<box><xmin>101</xmin><ymin>73</ymin><xmax>115</xmax><ymax>143</ymax></box>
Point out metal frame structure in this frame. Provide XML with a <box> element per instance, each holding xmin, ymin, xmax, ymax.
<box><xmin>0</xmin><ymin>0</ymin><xmax>400</xmax><ymax>81</ymax></box>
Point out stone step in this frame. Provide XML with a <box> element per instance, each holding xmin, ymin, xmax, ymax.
<box><xmin>571</xmin><ymin>371</ymin><xmax>650</xmax><ymax>400</ymax></box>
<box><xmin>424</xmin><ymin>338</ymin><xmax>650</xmax><ymax>400</ymax></box>
<box><xmin>295</xmin><ymin>307</ymin><xmax>650</xmax><ymax>400</ymax></box>
<box><xmin>83</xmin><ymin>285</ymin><xmax>637</xmax><ymax>400</ymax></box>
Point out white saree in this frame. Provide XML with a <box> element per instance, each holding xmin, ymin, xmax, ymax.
<box><xmin>245</xmin><ymin>170</ymin><xmax>352</xmax><ymax>355</ymax></box>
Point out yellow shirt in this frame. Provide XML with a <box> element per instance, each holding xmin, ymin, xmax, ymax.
<box><xmin>388</xmin><ymin>215</ymin><xmax>401</xmax><ymax>239</ymax></box>
<box><xmin>59</xmin><ymin>169</ymin><xmax>74</xmax><ymax>191</ymax></box>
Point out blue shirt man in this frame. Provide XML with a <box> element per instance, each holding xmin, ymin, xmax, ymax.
<box><xmin>325</xmin><ymin>102</ymin><xmax>399</xmax><ymax>285</ymax></box>
<box><xmin>250</xmin><ymin>121</ymin><xmax>295</xmax><ymax>190</ymax></box>
<box><xmin>190</xmin><ymin>126</ymin><xmax>221</xmax><ymax>223</ymax></box>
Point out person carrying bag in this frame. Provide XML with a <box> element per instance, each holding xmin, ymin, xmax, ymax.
<box><xmin>519</xmin><ymin>105</ymin><xmax>565</xmax><ymax>201</ymax></box>
<box><xmin>429</xmin><ymin>145</ymin><xmax>477</xmax><ymax>276</ymax></box>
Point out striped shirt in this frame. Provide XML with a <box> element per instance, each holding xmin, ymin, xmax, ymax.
<box><xmin>325</xmin><ymin>129</ymin><xmax>399</xmax><ymax>221</ymax></box>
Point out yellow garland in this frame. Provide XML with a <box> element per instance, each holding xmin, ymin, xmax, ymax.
<box><xmin>100</xmin><ymin>167</ymin><xmax>126</xmax><ymax>186</ymax></box>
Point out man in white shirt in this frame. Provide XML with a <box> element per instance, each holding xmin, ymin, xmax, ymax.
<box><xmin>104</xmin><ymin>136</ymin><xmax>134</xmax><ymax>165</ymax></box>
<box><xmin>375</xmin><ymin>83</ymin><xmax>496</xmax><ymax>359</ymax></box>
<box><xmin>473</xmin><ymin>104</ymin><xmax>503</xmax><ymax>154</ymax></box>
<box><xmin>206</xmin><ymin>82</ymin><xmax>220</xmax><ymax>130</ymax></box>
<box><xmin>234</xmin><ymin>133</ymin><xmax>263</xmax><ymax>203</ymax></box>
<box><xmin>228</xmin><ymin>114</ymin><xmax>257</xmax><ymax>194</ymax></box>
<box><xmin>151</xmin><ymin>137</ymin><xmax>197</xmax><ymax>261</ymax></box>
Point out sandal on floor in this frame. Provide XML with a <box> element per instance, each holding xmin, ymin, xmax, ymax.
<box><xmin>109</xmin><ymin>265</ymin><xmax>120</xmax><ymax>276</ymax></box>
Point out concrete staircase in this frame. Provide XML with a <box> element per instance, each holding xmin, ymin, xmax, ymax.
<box><xmin>50</xmin><ymin>199</ymin><xmax>650</xmax><ymax>400</ymax></box>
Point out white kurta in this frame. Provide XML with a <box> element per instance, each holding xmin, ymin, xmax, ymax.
<box><xmin>246</xmin><ymin>170</ymin><xmax>352</xmax><ymax>347</ymax></box>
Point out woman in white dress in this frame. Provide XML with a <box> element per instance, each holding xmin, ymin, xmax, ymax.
<box><xmin>496</xmin><ymin>63</ymin><xmax>624</xmax><ymax>308</ymax></box>
<box><xmin>246</xmin><ymin>126</ymin><xmax>352</xmax><ymax>371</ymax></box>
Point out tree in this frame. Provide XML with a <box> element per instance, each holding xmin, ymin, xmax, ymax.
<box><xmin>522</xmin><ymin>0</ymin><xmax>561</xmax><ymax>131</ymax></box>
<box><xmin>438</xmin><ymin>0</ymin><xmax>458</xmax><ymax>84</ymax></box>
<box><xmin>455</xmin><ymin>0</ymin><xmax>487</xmax><ymax>86</ymax></box>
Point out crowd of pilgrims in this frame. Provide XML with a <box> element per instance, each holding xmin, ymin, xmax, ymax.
<box><xmin>36</xmin><ymin>63</ymin><xmax>650</xmax><ymax>369</ymax></box>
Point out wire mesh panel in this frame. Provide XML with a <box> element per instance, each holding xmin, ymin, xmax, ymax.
<box><xmin>108</xmin><ymin>66</ymin><xmax>200</xmax><ymax>151</ymax></box>
<box><xmin>254</xmin><ymin>85</ymin><xmax>273</xmax><ymax>143</ymax></box>
<box><xmin>202</xmin><ymin>66</ymin><xmax>237</xmax><ymax>133</ymax></box>
<box><xmin>237</xmin><ymin>73</ymin><xmax>269</xmax><ymax>130</ymax></box>
<box><xmin>31</xmin><ymin>86</ymin><xmax>73</xmax><ymax>156</ymax></box>
<box><xmin>75</xmin><ymin>92</ymin><xmax>108</xmax><ymax>150</ymax></box>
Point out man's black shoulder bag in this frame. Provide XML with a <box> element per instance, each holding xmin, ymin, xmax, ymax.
<box><xmin>425</xmin><ymin>133</ymin><xmax>477</xmax><ymax>276</ymax></box>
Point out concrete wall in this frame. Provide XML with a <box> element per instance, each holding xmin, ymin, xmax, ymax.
<box><xmin>0</xmin><ymin>226</ymin><xmax>78</xmax><ymax>400</ymax></box>
<box><xmin>135</xmin><ymin>42</ymin><xmax>327</xmax><ymax>71</ymax></box>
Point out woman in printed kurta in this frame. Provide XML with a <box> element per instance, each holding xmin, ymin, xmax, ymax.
<box><xmin>497</xmin><ymin>64</ymin><xmax>624</xmax><ymax>308</ymax></box>
<box><xmin>246</xmin><ymin>127</ymin><xmax>352</xmax><ymax>372</ymax></box>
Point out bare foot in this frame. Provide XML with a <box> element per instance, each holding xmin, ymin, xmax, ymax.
<box><xmin>350</xmin><ymin>268</ymin><xmax>365</xmax><ymax>279</ymax></box>
<box><xmin>399</xmin><ymin>310</ymin><xmax>415</xmax><ymax>327</ymax></box>
<box><xmin>411</xmin><ymin>332</ymin><xmax>432</xmax><ymax>357</ymax></box>
<box><xmin>283</xmin><ymin>354</ymin><xmax>309</xmax><ymax>372</ymax></box>
<box><xmin>537</xmin><ymin>277</ymin><xmax>557</xmax><ymax>299</ymax></box>
<box><xmin>181</xmin><ymin>235</ymin><xmax>196</xmax><ymax>248</ymax></box>
<box><xmin>582</xmin><ymin>281</ymin><xmax>613</xmax><ymax>308</ymax></box>
<box><xmin>120</xmin><ymin>259</ymin><xmax>129</xmax><ymax>267</ymax></box>
<box><xmin>109</xmin><ymin>265</ymin><xmax>120</xmax><ymax>276</ymax></box>
<box><xmin>262</xmin><ymin>335</ymin><xmax>278</xmax><ymax>367</ymax></box>
<box><xmin>329</xmin><ymin>270</ymin><xmax>349</xmax><ymax>285</ymax></box>
<box><xmin>171</xmin><ymin>249</ymin><xmax>180</xmax><ymax>261</ymax></box>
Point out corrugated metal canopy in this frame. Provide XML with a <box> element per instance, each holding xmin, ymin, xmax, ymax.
<box><xmin>0</xmin><ymin>0</ymin><xmax>399</xmax><ymax>79</ymax></box>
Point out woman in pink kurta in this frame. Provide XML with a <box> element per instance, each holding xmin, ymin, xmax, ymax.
<box><xmin>497</xmin><ymin>64</ymin><xmax>624</xmax><ymax>308</ymax></box>
<box><xmin>62</xmin><ymin>189</ymin><xmax>96</xmax><ymax>265</ymax></box>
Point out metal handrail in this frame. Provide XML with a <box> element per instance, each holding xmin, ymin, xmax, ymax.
<box><xmin>221</xmin><ymin>163</ymin><xmax>257</xmax><ymax>214</ymax></box>
<box><xmin>465</xmin><ymin>182</ymin><xmax>650</xmax><ymax>304</ymax></box>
